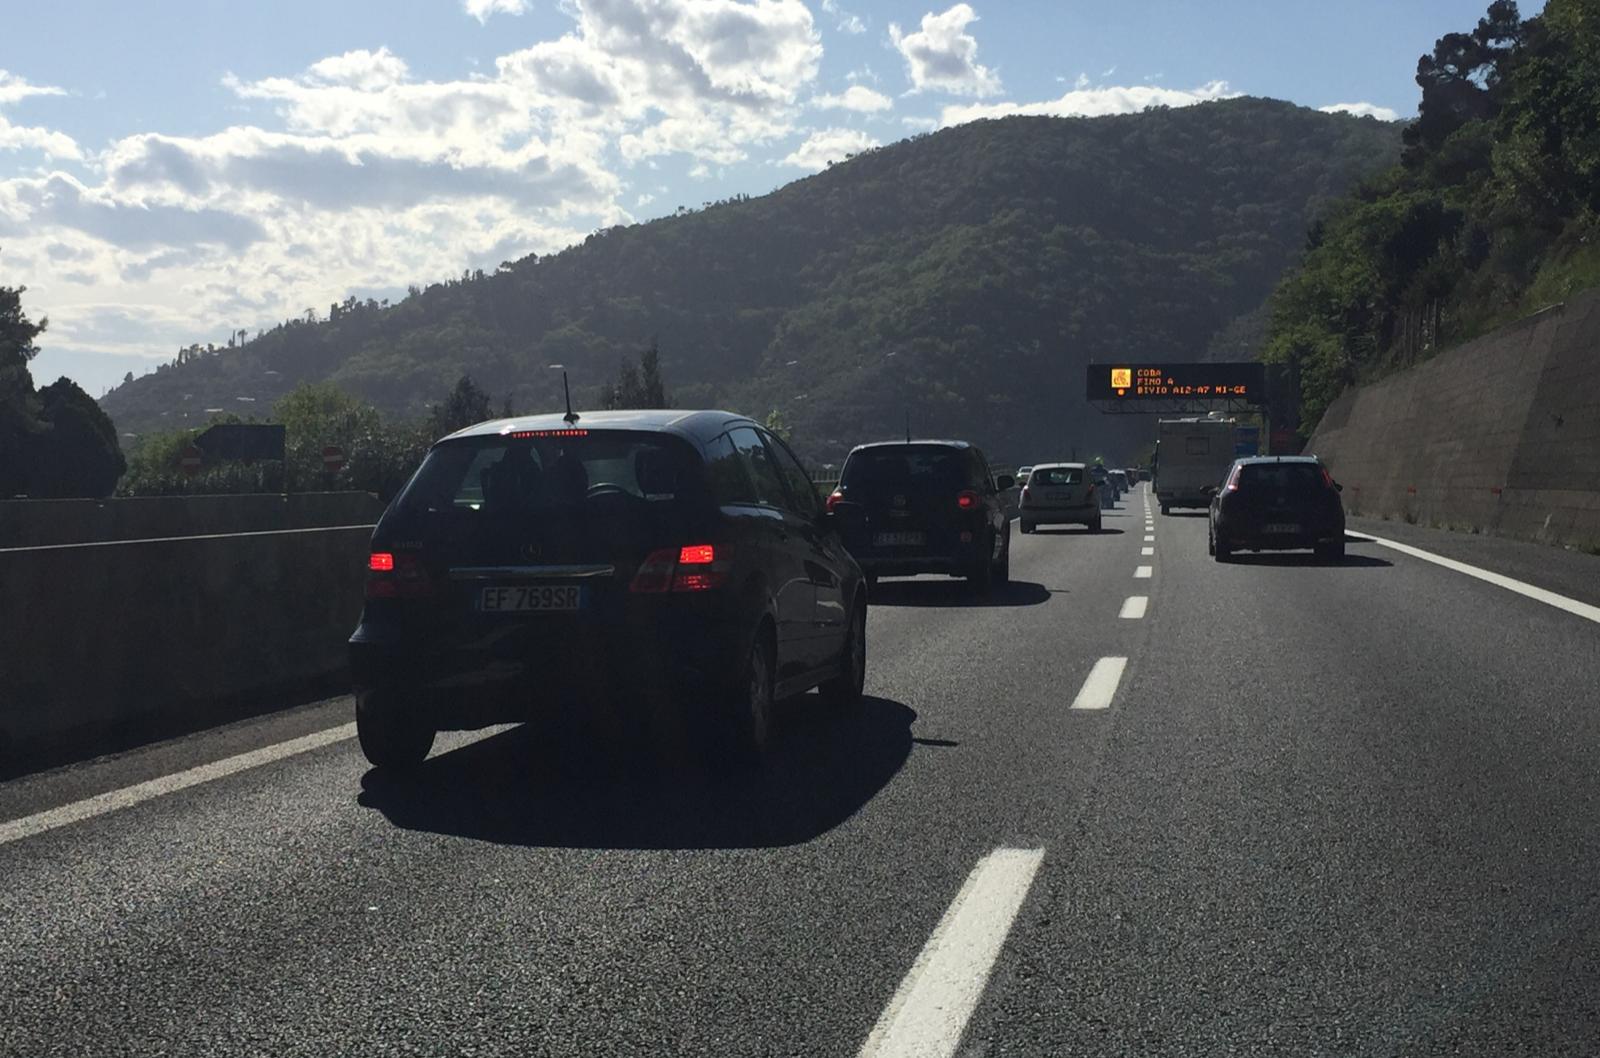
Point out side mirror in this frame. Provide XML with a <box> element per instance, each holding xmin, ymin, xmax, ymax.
<box><xmin>996</xmin><ymin>475</ymin><xmax>1015</xmax><ymax>491</ymax></box>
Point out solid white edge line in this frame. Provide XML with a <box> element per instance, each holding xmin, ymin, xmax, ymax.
<box><xmin>0</xmin><ymin>722</ymin><xmax>360</xmax><ymax>846</ymax></box>
<box><xmin>858</xmin><ymin>847</ymin><xmax>1045</xmax><ymax>1058</ymax></box>
<box><xmin>1134</xmin><ymin>565</ymin><xmax>1153</xmax><ymax>578</ymax></box>
<box><xmin>1070</xmin><ymin>656</ymin><xmax>1129</xmax><ymax>711</ymax></box>
<box><xmin>1119</xmin><ymin>596</ymin><xmax>1148</xmax><ymax>619</ymax></box>
<box><xmin>1349</xmin><ymin>532</ymin><xmax>1600</xmax><ymax>626</ymax></box>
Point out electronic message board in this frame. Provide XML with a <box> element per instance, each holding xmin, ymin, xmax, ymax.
<box><xmin>1086</xmin><ymin>363</ymin><xmax>1266</xmax><ymax>404</ymax></box>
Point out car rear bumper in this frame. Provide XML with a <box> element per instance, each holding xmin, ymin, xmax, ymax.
<box><xmin>1216</xmin><ymin>522</ymin><xmax>1344</xmax><ymax>551</ymax></box>
<box><xmin>349</xmin><ymin>609</ymin><xmax>746</xmax><ymax>728</ymax></box>
<box><xmin>1021</xmin><ymin>504</ymin><xmax>1097</xmax><ymax>524</ymax></box>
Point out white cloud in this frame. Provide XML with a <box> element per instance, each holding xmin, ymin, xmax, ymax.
<box><xmin>846</xmin><ymin>65</ymin><xmax>880</xmax><ymax>84</ymax></box>
<box><xmin>940</xmin><ymin>79</ymin><xmax>1237</xmax><ymax>127</ymax></box>
<box><xmin>1074</xmin><ymin>72</ymin><xmax>1089</xmax><ymax>90</ymax></box>
<box><xmin>813</xmin><ymin>85</ymin><xmax>892</xmax><ymax>112</ymax></box>
<box><xmin>1319</xmin><ymin>101</ymin><xmax>1401</xmax><ymax>121</ymax></box>
<box><xmin>304</xmin><ymin>47</ymin><xmax>411</xmax><ymax>90</ymax></box>
<box><xmin>889</xmin><ymin>4</ymin><xmax>1001</xmax><ymax>97</ymax></box>
<box><xmin>0</xmin><ymin>70</ymin><xmax>81</xmax><ymax>160</ymax></box>
<box><xmin>820</xmin><ymin>0</ymin><xmax>866</xmax><ymax>33</ymax></box>
<box><xmin>463</xmin><ymin>0</ymin><xmax>529</xmax><ymax>24</ymax></box>
<box><xmin>900</xmin><ymin>115</ymin><xmax>938</xmax><ymax>131</ymax></box>
<box><xmin>780</xmin><ymin>126</ymin><xmax>878</xmax><ymax>170</ymax></box>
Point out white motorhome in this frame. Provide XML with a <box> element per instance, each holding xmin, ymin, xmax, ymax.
<box><xmin>1153</xmin><ymin>415</ymin><xmax>1238</xmax><ymax>514</ymax></box>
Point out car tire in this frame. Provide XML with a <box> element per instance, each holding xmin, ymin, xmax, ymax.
<box><xmin>1207</xmin><ymin>527</ymin><xmax>1215</xmax><ymax>556</ymax></box>
<box><xmin>994</xmin><ymin>529</ymin><xmax>1011</xmax><ymax>583</ymax></box>
<box><xmin>1316</xmin><ymin>540</ymin><xmax>1346</xmax><ymax>563</ymax></box>
<box><xmin>1160</xmin><ymin>503</ymin><xmax>1171</xmax><ymax>516</ymax></box>
<box><xmin>717</xmin><ymin>626</ymin><xmax>775</xmax><ymax>772</ymax></box>
<box><xmin>1089</xmin><ymin>515</ymin><xmax>1102</xmax><ymax>533</ymax></box>
<box><xmin>356</xmin><ymin>689</ymin><xmax>435</xmax><ymax>772</ymax></box>
<box><xmin>1020</xmin><ymin>520</ymin><xmax>1034</xmax><ymax>534</ymax></box>
<box><xmin>819</xmin><ymin>601</ymin><xmax>866</xmax><ymax>710</ymax></box>
<box><xmin>1214</xmin><ymin>537</ymin><xmax>1233</xmax><ymax>562</ymax></box>
<box><xmin>967</xmin><ymin>537</ymin><xmax>995</xmax><ymax>595</ymax></box>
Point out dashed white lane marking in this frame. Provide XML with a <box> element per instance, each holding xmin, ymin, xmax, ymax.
<box><xmin>1141</xmin><ymin>546</ymin><xmax>1154</xmax><ymax>556</ymax></box>
<box><xmin>858</xmin><ymin>847</ymin><xmax>1045</xmax><ymax>1058</ymax></box>
<box><xmin>1119</xmin><ymin>595</ymin><xmax>1148</xmax><ymax>619</ymax></box>
<box><xmin>0</xmin><ymin>723</ymin><xmax>360</xmax><ymax>846</ymax></box>
<box><xmin>1348</xmin><ymin>532</ymin><xmax>1600</xmax><ymax>626</ymax></box>
<box><xmin>1144</xmin><ymin>534</ymin><xmax>1155</xmax><ymax>542</ymax></box>
<box><xmin>1134</xmin><ymin>565</ymin><xmax>1153</xmax><ymax>578</ymax></box>
<box><xmin>1070</xmin><ymin>656</ymin><xmax>1129</xmax><ymax>711</ymax></box>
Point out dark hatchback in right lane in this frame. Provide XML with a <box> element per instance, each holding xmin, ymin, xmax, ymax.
<box><xmin>1208</xmin><ymin>455</ymin><xmax>1347</xmax><ymax>562</ymax></box>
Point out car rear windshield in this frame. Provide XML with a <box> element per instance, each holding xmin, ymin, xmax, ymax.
<box><xmin>1239</xmin><ymin>463</ymin><xmax>1325</xmax><ymax>491</ymax></box>
<box><xmin>394</xmin><ymin>431</ymin><xmax>703</xmax><ymax>518</ymax></box>
<box><xmin>840</xmin><ymin>446</ymin><xmax>977</xmax><ymax>493</ymax></box>
<box><xmin>1029</xmin><ymin>467</ymin><xmax>1082</xmax><ymax>486</ymax></box>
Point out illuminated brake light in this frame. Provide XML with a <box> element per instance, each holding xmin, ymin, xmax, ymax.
<box><xmin>365</xmin><ymin>552</ymin><xmax>432</xmax><ymax>599</ymax></box>
<box><xmin>630</xmin><ymin>545</ymin><xmax>732</xmax><ymax>593</ymax></box>
<box><xmin>957</xmin><ymin>490</ymin><xmax>980</xmax><ymax>510</ymax></box>
<box><xmin>369</xmin><ymin>552</ymin><xmax>395</xmax><ymax>572</ymax></box>
<box><xmin>505</xmin><ymin>428</ymin><xmax>589</xmax><ymax>438</ymax></box>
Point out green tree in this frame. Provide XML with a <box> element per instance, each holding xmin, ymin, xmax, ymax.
<box><xmin>0</xmin><ymin>284</ymin><xmax>48</xmax><ymax>497</ymax></box>
<box><xmin>26</xmin><ymin>378</ymin><xmax>127</xmax><ymax>498</ymax></box>
<box><xmin>600</xmin><ymin>340</ymin><xmax>672</xmax><ymax>409</ymax></box>
<box><xmin>764</xmin><ymin>407</ymin><xmax>793</xmax><ymax>442</ymax></box>
<box><xmin>427</xmin><ymin>374</ymin><xmax>492</xmax><ymax>437</ymax></box>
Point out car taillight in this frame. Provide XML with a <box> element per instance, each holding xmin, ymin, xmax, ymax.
<box><xmin>366</xmin><ymin>551</ymin><xmax>432</xmax><ymax>599</ymax></box>
<box><xmin>1321</xmin><ymin>467</ymin><xmax>1337</xmax><ymax>490</ymax></box>
<box><xmin>1020</xmin><ymin>486</ymin><xmax>1030</xmax><ymax>499</ymax></box>
<box><xmin>1224</xmin><ymin>466</ymin><xmax>1242</xmax><ymax>493</ymax></box>
<box><xmin>826</xmin><ymin>489</ymin><xmax>844</xmax><ymax>513</ymax></box>
<box><xmin>957</xmin><ymin>490</ymin><xmax>980</xmax><ymax>510</ymax></box>
<box><xmin>630</xmin><ymin>545</ymin><xmax>731</xmax><ymax>593</ymax></box>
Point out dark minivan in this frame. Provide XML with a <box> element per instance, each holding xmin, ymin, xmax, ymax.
<box><xmin>826</xmin><ymin>440</ymin><xmax>1013</xmax><ymax>592</ymax></box>
<box><xmin>349</xmin><ymin>410</ymin><xmax>867</xmax><ymax>771</ymax></box>
<box><xmin>1208</xmin><ymin>455</ymin><xmax>1346</xmax><ymax>562</ymax></box>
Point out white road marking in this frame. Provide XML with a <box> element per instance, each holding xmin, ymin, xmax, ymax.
<box><xmin>1134</xmin><ymin>565</ymin><xmax>1153</xmax><ymax>578</ymax></box>
<box><xmin>1349</xmin><ymin>532</ymin><xmax>1600</xmax><ymax>626</ymax></box>
<box><xmin>1144</xmin><ymin>534</ymin><xmax>1155</xmax><ymax>542</ymax></box>
<box><xmin>858</xmin><ymin>847</ymin><xmax>1045</xmax><ymax>1058</ymax></box>
<box><xmin>0</xmin><ymin>723</ymin><xmax>360</xmax><ymax>846</ymax></box>
<box><xmin>1070</xmin><ymin>656</ymin><xmax>1129</xmax><ymax>711</ymax></box>
<box><xmin>1119</xmin><ymin>595</ymin><xmax>1148</xmax><ymax>619</ymax></box>
<box><xmin>1141</xmin><ymin>546</ymin><xmax>1154</xmax><ymax>556</ymax></box>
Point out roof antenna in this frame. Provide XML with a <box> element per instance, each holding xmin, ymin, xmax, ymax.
<box><xmin>562</xmin><ymin>371</ymin><xmax>579</xmax><ymax>425</ymax></box>
<box><xmin>905</xmin><ymin>408</ymin><xmax>911</xmax><ymax>444</ymax></box>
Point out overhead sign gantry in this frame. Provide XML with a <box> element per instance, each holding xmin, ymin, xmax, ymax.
<box><xmin>1085</xmin><ymin>362</ymin><xmax>1267</xmax><ymax>414</ymax></box>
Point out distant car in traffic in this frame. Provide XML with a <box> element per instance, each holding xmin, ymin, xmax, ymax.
<box><xmin>1108</xmin><ymin>469</ymin><xmax>1130</xmax><ymax>496</ymax></box>
<box><xmin>828</xmin><ymin>440</ymin><xmax>1013</xmax><ymax>593</ymax></box>
<box><xmin>1208</xmin><ymin>456</ymin><xmax>1346</xmax><ymax>562</ymax></box>
<box><xmin>1125</xmin><ymin>468</ymin><xmax>1143</xmax><ymax>487</ymax></box>
<box><xmin>349</xmin><ymin>409</ymin><xmax>868</xmax><ymax>772</ymax></box>
<box><xmin>1089</xmin><ymin>464</ymin><xmax>1115</xmax><ymax>506</ymax></box>
<box><xmin>1016</xmin><ymin>466</ymin><xmax>1034</xmax><ymax>487</ymax></box>
<box><xmin>1018</xmin><ymin>462</ymin><xmax>1101</xmax><ymax>533</ymax></box>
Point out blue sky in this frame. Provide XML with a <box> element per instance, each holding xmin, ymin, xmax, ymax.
<box><xmin>0</xmin><ymin>0</ymin><xmax>1543</xmax><ymax>398</ymax></box>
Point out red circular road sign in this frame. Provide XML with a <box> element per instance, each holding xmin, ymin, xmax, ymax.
<box><xmin>321</xmin><ymin>445</ymin><xmax>346</xmax><ymax>472</ymax></box>
<box><xmin>179</xmin><ymin>445</ymin><xmax>203</xmax><ymax>476</ymax></box>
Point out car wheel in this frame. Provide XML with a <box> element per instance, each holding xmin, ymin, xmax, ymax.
<box><xmin>1316</xmin><ymin>540</ymin><xmax>1346</xmax><ymax>563</ymax></box>
<box><xmin>1160</xmin><ymin>503</ymin><xmax>1171</xmax><ymax>516</ymax></box>
<box><xmin>1020</xmin><ymin>519</ymin><xmax>1034</xmax><ymax>534</ymax></box>
<box><xmin>718</xmin><ymin>626</ymin><xmax>775</xmax><ymax>771</ymax></box>
<box><xmin>994</xmin><ymin>529</ymin><xmax>1011</xmax><ymax>583</ymax></box>
<box><xmin>1214</xmin><ymin>537</ymin><xmax>1233</xmax><ymax>562</ymax></box>
<box><xmin>819</xmin><ymin>601</ymin><xmax>866</xmax><ymax>710</ymax></box>
<box><xmin>1089</xmin><ymin>515</ymin><xmax>1102</xmax><ymax>533</ymax></box>
<box><xmin>356</xmin><ymin>688</ymin><xmax>435</xmax><ymax>772</ymax></box>
<box><xmin>967</xmin><ymin>536</ymin><xmax>995</xmax><ymax>595</ymax></box>
<box><xmin>1207</xmin><ymin>527</ymin><xmax>1215</xmax><ymax>556</ymax></box>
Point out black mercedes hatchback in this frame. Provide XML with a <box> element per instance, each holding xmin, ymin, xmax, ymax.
<box><xmin>349</xmin><ymin>410</ymin><xmax>867</xmax><ymax>771</ymax></box>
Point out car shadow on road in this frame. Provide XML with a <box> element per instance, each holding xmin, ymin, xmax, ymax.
<box><xmin>1224</xmin><ymin>551</ymin><xmax>1393</xmax><ymax>568</ymax></box>
<box><xmin>1029</xmin><ymin>526</ymin><xmax>1123</xmax><ymax>536</ymax></box>
<box><xmin>868</xmin><ymin>578</ymin><xmax>1052</xmax><ymax>607</ymax></box>
<box><xmin>357</xmin><ymin>694</ymin><xmax>916</xmax><ymax>850</ymax></box>
<box><xmin>1160</xmin><ymin>510</ymin><xmax>1209</xmax><ymax>518</ymax></box>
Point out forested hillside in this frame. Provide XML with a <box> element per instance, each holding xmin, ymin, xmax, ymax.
<box><xmin>102</xmin><ymin>97</ymin><xmax>1400</xmax><ymax>463</ymax></box>
<box><xmin>1267</xmin><ymin>0</ymin><xmax>1600</xmax><ymax>429</ymax></box>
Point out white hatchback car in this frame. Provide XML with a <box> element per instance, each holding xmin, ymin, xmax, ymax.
<box><xmin>1018</xmin><ymin>462</ymin><xmax>1102</xmax><ymax>533</ymax></box>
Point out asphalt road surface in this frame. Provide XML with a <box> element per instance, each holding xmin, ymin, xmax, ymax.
<box><xmin>4</xmin><ymin>483</ymin><xmax>1599</xmax><ymax>1057</ymax></box>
